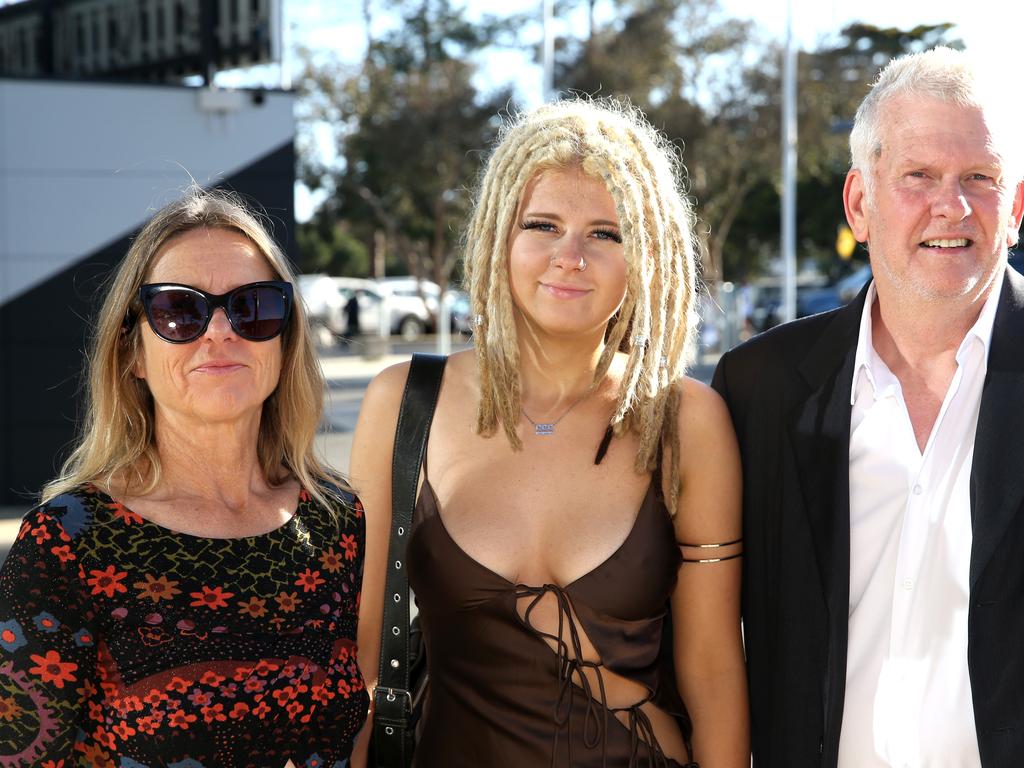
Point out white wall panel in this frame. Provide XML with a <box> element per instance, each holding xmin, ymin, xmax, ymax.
<box><xmin>0</xmin><ymin>79</ymin><xmax>294</xmax><ymax>304</ymax></box>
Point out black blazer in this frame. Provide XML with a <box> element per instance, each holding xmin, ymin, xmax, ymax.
<box><xmin>712</xmin><ymin>269</ymin><xmax>1024</xmax><ymax>767</ymax></box>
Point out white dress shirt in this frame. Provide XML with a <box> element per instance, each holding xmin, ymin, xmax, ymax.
<box><xmin>837</xmin><ymin>276</ymin><xmax>1004</xmax><ymax>768</ymax></box>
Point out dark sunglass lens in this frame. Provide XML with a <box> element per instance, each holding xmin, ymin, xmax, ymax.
<box><xmin>148</xmin><ymin>290</ymin><xmax>207</xmax><ymax>341</ymax></box>
<box><xmin>229</xmin><ymin>285</ymin><xmax>287</xmax><ymax>340</ymax></box>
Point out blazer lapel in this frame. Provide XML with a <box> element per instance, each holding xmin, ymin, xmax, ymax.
<box><xmin>970</xmin><ymin>269</ymin><xmax>1024</xmax><ymax>588</ymax></box>
<box><xmin>788</xmin><ymin>286</ymin><xmax>864</xmax><ymax>759</ymax></box>
<box><xmin>788</xmin><ymin>288</ymin><xmax>863</xmax><ymax>615</ymax></box>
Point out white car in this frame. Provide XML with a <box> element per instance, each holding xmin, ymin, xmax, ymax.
<box><xmin>374</xmin><ymin>277</ymin><xmax>440</xmax><ymax>341</ymax></box>
<box><xmin>298</xmin><ymin>275</ymin><xmax>384</xmax><ymax>344</ymax></box>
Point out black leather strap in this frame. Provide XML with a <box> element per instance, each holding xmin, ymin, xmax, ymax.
<box><xmin>373</xmin><ymin>353</ymin><xmax>446</xmax><ymax>768</ymax></box>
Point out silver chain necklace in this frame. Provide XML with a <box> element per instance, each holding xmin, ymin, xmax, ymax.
<box><xmin>521</xmin><ymin>389</ymin><xmax>593</xmax><ymax>436</ymax></box>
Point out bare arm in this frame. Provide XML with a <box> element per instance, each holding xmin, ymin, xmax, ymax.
<box><xmin>669</xmin><ymin>378</ymin><xmax>749</xmax><ymax>767</ymax></box>
<box><xmin>348</xmin><ymin>362</ymin><xmax>410</xmax><ymax>768</ymax></box>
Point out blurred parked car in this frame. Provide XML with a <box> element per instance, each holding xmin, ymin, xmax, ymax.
<box><xmin>375</xmin><ymin>277</ymin><xmax>439</xmax><ymax>341</ymax></box>
<box><xmin>299</xmin><ymin>275</ymin><xmax>471</xmax><ymax>344</ymax></box>
<box><xmin>297</xmin><ymin>274</ymin><xmax>346</xmax><ymax>345</ymax></box>
<box><xmin>444</xmin><ymin>289</ymin><xmax>473</xmax><ymax>335</ymax></box>
<box><xmin>298</xmin><ymin>275</ymin><xmax>383</xmax><ymax>344</ymax></box>
<box><xmin>836</xmin><ymin>263</ymin><xmax>872</xmax><ymax>303</ymax></box>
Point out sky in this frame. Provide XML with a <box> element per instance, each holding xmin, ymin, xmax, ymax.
<box><xmin>208</xmin><ymin>0</ymin><xmax>1023</xmax><ymax>220</ymax></box>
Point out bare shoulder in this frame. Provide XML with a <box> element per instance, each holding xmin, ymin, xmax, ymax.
<box><xmin>438</xmin><ymin>349</ymin><xmax>478</xmax><ymax>397</ymax></box>
<box><xmin>676</xmin><ymin>376</ymin><xmax>736</xmax><ymax>450</ymax></box>
<box><xmin>362</xmin><ymin>359</ymin><xmax>412</xmax><ymax>410</ymax></box>
<box><xmin>672</xmin><ymin>376</ymin><xmax>741</xmax><ymax>538</ymax></box>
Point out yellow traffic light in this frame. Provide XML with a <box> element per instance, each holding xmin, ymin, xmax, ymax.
<box><xmin>836</xmin><ymin>224</ymin><xmax>857</xmax><ymax>260</ymax></box>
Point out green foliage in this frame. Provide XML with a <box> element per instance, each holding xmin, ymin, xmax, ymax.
<box><xmin>296</xmin><ymin>0</ymin><xmax>518</xmax><ymax>289</ymax></box>
<box><xmin>297</xmin><ymin>217</ymin><xmax>370</xmax><ymax>277</ymax></box>
<box><xmin>296</xmin><ymin>1</ymin><xmax>963</xmax><ymax>285</ymax></box>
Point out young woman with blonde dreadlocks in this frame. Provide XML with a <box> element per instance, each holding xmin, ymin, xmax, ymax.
<box><xmin>350</xmin><ymin>98</ymin><xmax>748</xmax><ymax>768</ymax></box>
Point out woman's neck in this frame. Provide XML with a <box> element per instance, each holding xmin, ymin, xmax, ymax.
<box><xmin>147</xmin><ymin>409</ymin><xmax>272</xmax><ymax>511</ymax></box>
<box><xmin>517</xmin><ymin>329</ymin><xmax>608</xmax><ymax>411</ymax></box>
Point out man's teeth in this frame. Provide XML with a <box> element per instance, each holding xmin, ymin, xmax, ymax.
<box><xmin>923</xmin><ymin>238</ymin><xmax>969</xmax><ymax>248</ymax></box>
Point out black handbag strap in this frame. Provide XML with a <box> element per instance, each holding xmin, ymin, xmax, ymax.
<box><xmin>375</xmin><ymin>353</ymin><xmax>446</xmax><ymax>719</ymax></box>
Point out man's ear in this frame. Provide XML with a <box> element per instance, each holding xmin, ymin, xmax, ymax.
<box><xmin>844</xmin><ymin>169</ymin><xmax>870</xmax><ymax>244</ymax></box>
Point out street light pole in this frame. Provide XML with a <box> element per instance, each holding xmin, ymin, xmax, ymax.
<box><xmin>781</xmin><ymin>0</ymin><xmax>798</xmax><ymax>323</ymax></box>
<box><xmin>542</xmin><ymin>0</ymin><xmax>554</xmax><ymax>102</ymax></box>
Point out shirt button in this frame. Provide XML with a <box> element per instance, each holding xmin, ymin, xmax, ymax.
<box><xmin>912</xmin><ymin>484</ymin><xmax>923</xmax><ymax>495</ymax></box>
<box><xmin>903</xmin><ymin>578</ymin><xmax>914</xmax><ymax>590</ymax></box>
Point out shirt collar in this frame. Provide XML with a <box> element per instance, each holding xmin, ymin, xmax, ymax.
<box><xmin>850</xmin><ymin>267</ymin><xmax>1005</xmax><ymax>405</ymax></box>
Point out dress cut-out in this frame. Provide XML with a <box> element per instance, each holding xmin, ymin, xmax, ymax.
<box><xmin>408</xmin><ymin>477</ymin><xmax>696</xmax><ymax>768</ymax></box>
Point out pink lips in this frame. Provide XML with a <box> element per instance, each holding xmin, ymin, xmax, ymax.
<box><xmin>541</xmin><ymin>282</ymin><xmax>591</xmax><ymax>299</ymax></box>
<box><xmin>192</xmin><ymin>360</ymin><xmax>245</xmax><ymax>375</ymax></box>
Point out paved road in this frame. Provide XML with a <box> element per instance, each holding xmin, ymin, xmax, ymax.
<box><xmin>0</xmin><ymin>339</ymin><xmax>715</xmax><ymax>567</ymax></box>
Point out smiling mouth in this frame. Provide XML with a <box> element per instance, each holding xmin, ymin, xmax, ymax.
<box><xmin>920</xmin><ymin>238</ymin><xmax>972</xmax><ymax>249</ymax></box>
<box><xmin>193</xmin><ymin>363</ymin><xmax>244</xmax><ymax>374</ymax></box>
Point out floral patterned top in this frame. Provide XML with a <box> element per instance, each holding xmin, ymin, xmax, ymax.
<box><xmin>0</xmin><ymin>482</ymin><xmax>367</xmax><ymax>768</ymax></box>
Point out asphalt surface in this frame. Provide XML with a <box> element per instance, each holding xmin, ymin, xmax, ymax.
<box><xmin>0</xmin><ymin>337</ymin><xmax>715</xmax><ymax>568</ymax></box>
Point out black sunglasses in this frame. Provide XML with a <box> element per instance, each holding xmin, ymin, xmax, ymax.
<box><xmin>134</xmin><ymin>281</ymin><xmax>294</xmax><ymax>343</ymax></box>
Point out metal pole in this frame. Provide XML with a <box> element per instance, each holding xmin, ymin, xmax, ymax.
<box><xmin>437</xmin><ymin>295</ymin><xmax>451</xmax><ymax>356</ymax></box>
<box><xmin>780</xmin><ymin>0</ymin><xmax>798</xmax><ymax>323</ymax></box>
<box><xmin>541</xmin><ymin>0</ymin><xmax>554</xmax><ymax>102</ymax></box>
<box><xmin>274</xmin><ymin>0</ymin><xmax>290</xmax><ymax>90</ymax></box>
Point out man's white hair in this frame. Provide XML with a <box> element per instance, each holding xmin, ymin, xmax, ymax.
<box><xmin>849</xmin><ymin>46</ymin><xmax>1022</xmax><ymax>197</ymax></box>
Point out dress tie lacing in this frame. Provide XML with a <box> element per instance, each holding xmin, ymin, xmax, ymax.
<box><xmin>516</xmin><ymin>583</ymin><xmax>691</xmax><ymax>768</ymax></box>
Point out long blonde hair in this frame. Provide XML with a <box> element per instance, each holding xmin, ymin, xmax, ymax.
<box><xmin>42</xmin><ymin>187</ymin><xmax>348</xmax><ymax>514</ymax></box>
<box><xmin>463</xmin><ymin>98</ymin><xmax>702</xmax><ymax>511</ymax></box>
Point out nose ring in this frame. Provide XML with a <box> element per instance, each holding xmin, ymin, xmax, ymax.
<box><xmin>577</xmin><ymin>256</ymin><xmax>587</xmax><ymax>271</ymax></box>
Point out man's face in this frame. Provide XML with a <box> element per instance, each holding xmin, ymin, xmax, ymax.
<box><xmin>844</xmin><ymin>95</ymin><xmax>1024</xmax><ymax>305</ymax></box>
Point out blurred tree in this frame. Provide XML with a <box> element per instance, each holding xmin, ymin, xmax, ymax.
<box><xmin>296</xmin><ymin>216</ymin><xmax>370</xmax><ymax>276</ymax></box>
<box><xmin>791</xmin><ymin>22</ymin><xmax>963</xmax><ymax>274</ymax></box>
<box><xmin>297</xmin><ymin>1</ymin><xmax>962</xmax><ymax>289</ymax></box>
<box><xmin>553</xmin><ymin>5</ymin><xmax>961</xmax><ymax>281</ymax></box>
<box><xmin>297</xmin><ymin>0</ymin><xmax>520</xmax><ymax>291</ymax></box>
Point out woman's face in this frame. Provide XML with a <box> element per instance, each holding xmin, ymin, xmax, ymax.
<box><xmin>135</xmin><ymin>227</ymin><xmax>284</xmax><ymax>429</ymax></box>
<box><xmin>507</xmin><ymin>166</ymin><xmax>627</xmax><ymax>340</ymax></box>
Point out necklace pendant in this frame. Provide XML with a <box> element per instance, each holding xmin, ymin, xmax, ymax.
<box><xmin>534</xmin><ymin>423</ymin><xmax>556</xmax><ymax>436</ymax></box>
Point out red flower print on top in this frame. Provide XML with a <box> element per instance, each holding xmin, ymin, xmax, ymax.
<box><xmin>340</xmin><ymin>534</ymin><xmax>358</xmax><ymax>561</ymax></box>
<box><xmin>30</xmin><ymin>524</ymin><xmax>52</xmax><ymax>545</ymax></box>
<box><xmin>0</xmin><ymin>695</ymin><xmax>23</xmax><ymax>721</ymax></box>
<box><xmin>87</xmin><ymin>565</ymin><xmax>129</xmax><ymax>598</ymax></box>
<box><xmin>190</xmin><ymin>585</ymin><xmax>234</xmax><ymax>610</ymax></box>
<box><xmin>238</xmin><ymin>597</ymin><xmax>268</xmax><ymax>617</ymax></box>
<box><xmin>168</xmin><ymin>709</ymin><xmax>197</xmax><ymax>729</ymax></box>
<box><xmin>200</xmin><ymin>670</ymin><xmax>226</xmax><ymax>687</ymax></box>
<box><xmin>29</xmin><ymin>650</ymin><xmax>78</xmax><ymax>688</ymax></box>
<box><xmin>319</xmin><ymin>548</ymin><xmax>343</xmax><ymax>574</ymax></box>
<box><xmin>50</xmin><ymin>544</ymin><xmax>75</xmax><ymax>563</ymax></box>
<box><xmin>295</xmin><ymin>568</ymin><xmax>326</xmax><ymax>593</ymax></box>
<box><xmin>77</xmin><ymin>744</ymin><xmax>111</xmax><ymax>766</ymax></box>
<box><xmin>134</xmin><ymin>574</ymin><xmax>182</xmax><ymax>602</ymax></box>
<box><xmin>108</xmin><ymin>502</ymin><xmax>143</xmax><ymax>525</ymax></box>
<box><xmin>166</xmin><ymin>676</ymin><xmax>192</xmax><ymax>694</ymax></box>
<box><xmin>275</xmin><ymin>591</ymin><xmax>302</xmax><ymax>613</ymax></box>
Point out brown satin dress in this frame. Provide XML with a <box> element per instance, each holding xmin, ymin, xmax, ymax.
<box><xmin>408</xmin><ymin>464</ymin><xmax>698</xmax><ymax>768</ymax></box>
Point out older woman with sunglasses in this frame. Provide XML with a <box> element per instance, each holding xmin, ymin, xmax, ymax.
<box><xmin>0</xmin><ymin>189</ymin><xmax>367</xmax><ymax>766</ymax></box>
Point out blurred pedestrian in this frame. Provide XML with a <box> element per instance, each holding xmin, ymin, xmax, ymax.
<box><xmin>345</xmin><ymin>292</ymin><xmax>362</xmax><ymax>340</ymax></box>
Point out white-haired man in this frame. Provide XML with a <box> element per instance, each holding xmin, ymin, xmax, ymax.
<box><xmin>713</xmin><ymin>47</ymin><xmax>1024</xmax><ymax>767</ymax></box>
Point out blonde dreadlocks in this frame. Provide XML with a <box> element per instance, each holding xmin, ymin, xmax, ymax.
<box><xmin>462</xmin><ymin>97</ymin><xmax>702</xmax><ymax>512</ymax></box>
